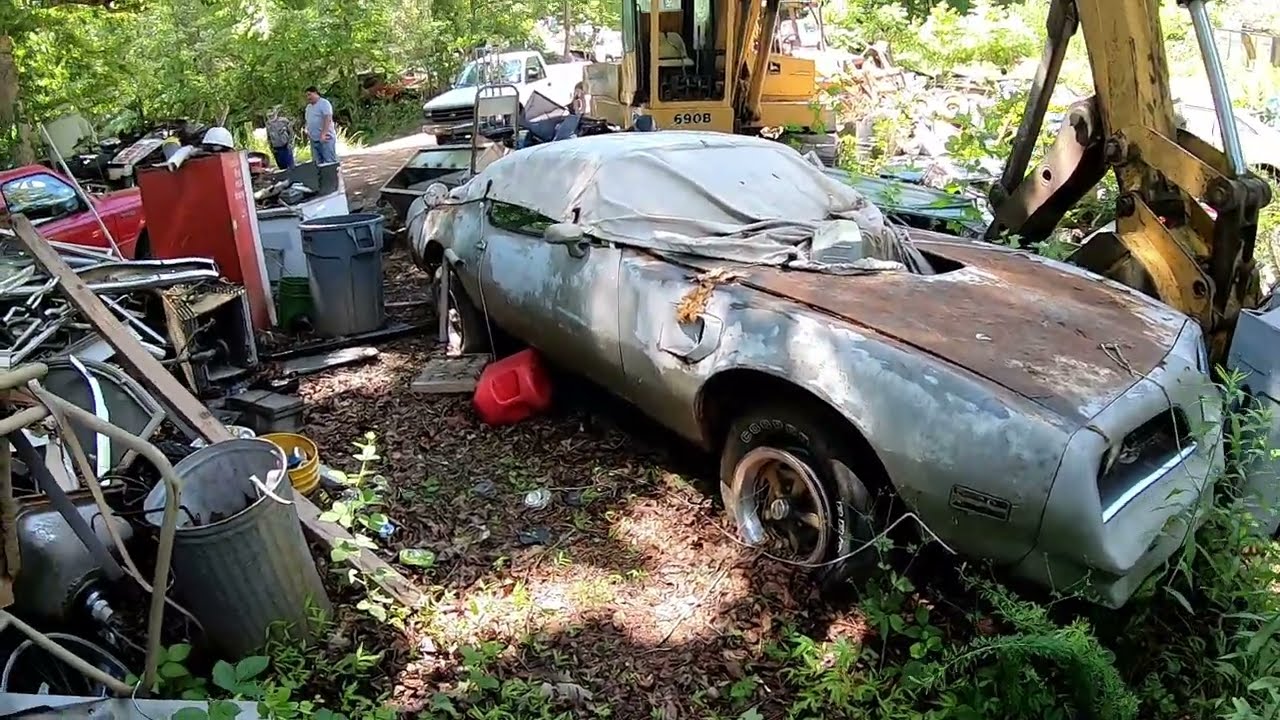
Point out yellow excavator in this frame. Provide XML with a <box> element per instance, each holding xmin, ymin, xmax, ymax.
<box><xmin>588</xmin><ymin>0</ymin><xmax>1271</xmax><ymax>366</ymax></box>
<box><xmin>582</xmin><ymin>0</ymin><xmax>837</xmax><ymax>134</ymax></box>
<box><xmin>989</xmin><ymin>0</ymin><xmax>1272</xmax><ymax>364</ymax></box>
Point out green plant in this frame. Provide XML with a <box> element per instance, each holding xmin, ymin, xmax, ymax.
<box><xmin>128</xmin><ymin>643</ymin><xmax>207</xmax><ymax>699</ymax></box>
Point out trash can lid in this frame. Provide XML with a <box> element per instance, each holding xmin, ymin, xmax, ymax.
<box><xmin>297</xmin><ymin>212</ymin><xmax>383</xmax><ymax>230</ymax></box>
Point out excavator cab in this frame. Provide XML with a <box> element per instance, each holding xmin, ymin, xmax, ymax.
<box><xmin>583</xmin><ymin>0</ymin><xmax>834</xmax><ymax>134</ymax></box>
<box><xmin>586</xmin><ymin>0</ymin><xmax>737</xmax><ymax>131</ymax></box>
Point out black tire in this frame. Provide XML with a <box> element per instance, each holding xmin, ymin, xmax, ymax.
<box><xmin>719</xmin><ymin>403</ymin><xmax>883</xmax><ymax>590</ymax></box>
<box><xmin>440</xmin><ymin>266</ymin><xmax>490</xmax><ymax>355</ymax></box>
<box><xmin>133</xmin><ymin>230</ymin><xmax>151</xmax><ymax>260</ymax></box>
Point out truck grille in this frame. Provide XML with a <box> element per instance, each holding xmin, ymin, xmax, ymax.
<box><xmin>1098</xmin><ymin>408</ymin><xmax>1195</xmax><ymax>523</ymax></box>
<box><xmin>423</xmin><ymin>106</ymin><xmax>474</xmax><ymax>126</ymax></box>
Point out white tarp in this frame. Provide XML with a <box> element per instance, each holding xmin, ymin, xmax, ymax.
<box><xmin>451</xmin><ymin>131</ymin><xmax>932</xmax><ymax>274</ymax></box>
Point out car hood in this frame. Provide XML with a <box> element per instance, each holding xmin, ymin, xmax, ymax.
<box><xmin>717</xmin><ymin>233</ymin><xmax>1188</xmax><ymax>425</ymax></box>
<box><xmin>424</xmin><ymin>86</ymin><xmax>482</xmax><ymax>111</ymax></box>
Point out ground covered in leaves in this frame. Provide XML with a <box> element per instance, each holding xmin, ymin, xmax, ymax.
<box><xmin>292</xmin><ymin>252</ymin><xmax>907</xmax><ymax>719</ymax></box>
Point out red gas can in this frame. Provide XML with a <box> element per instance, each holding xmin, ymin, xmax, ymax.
<box><xmin>473</xmin><ymin>349</ymin><xmax>553</xmax><ymax>426</ymax></box>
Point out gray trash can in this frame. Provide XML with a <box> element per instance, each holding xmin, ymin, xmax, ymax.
<box><xmin>299</xmin><ymin>213</ymin><xmax>386</xmax><ymax>338</ymax></box>
<box><xmin>143</xmin><ymin>439</ymin><xmax>331</xmax><ymax>658</ymax></box>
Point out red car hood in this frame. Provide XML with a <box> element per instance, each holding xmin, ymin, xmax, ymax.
<box><xmin>718</xmin><ymin>234</ymin><xmax>1188</xmax><ymax>425</ymax></box>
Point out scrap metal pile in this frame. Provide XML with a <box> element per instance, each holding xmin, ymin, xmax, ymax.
<box><xmin>0</xmin><ymin>216</ymin><xmax>410</xmax><ymax>715</ymax></box>
<box><xmin>0</xmin><ymin>240</ymin><xmax>244</xmax><ymax>375</ymax></box>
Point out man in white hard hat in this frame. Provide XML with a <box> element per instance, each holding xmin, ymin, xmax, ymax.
<box><xmin>304</xmin><ymin>86</ymin><xmax>338</xmax><ymax>165</ymax></box>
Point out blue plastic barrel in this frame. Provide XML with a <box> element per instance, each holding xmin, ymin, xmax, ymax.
<box><xmin>299</xmin><ymin>213</ymin><xmax>385</xmax><ymax>337</ymax></box>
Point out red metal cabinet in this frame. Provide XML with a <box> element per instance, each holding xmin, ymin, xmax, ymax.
<box><xmin>137</xmin><ymin>153</ymin><xmax>275</xmax><ymax>329</ymax></box>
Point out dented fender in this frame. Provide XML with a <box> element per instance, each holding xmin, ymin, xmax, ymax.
<box><xmin>688</xmin><ymin>288</ymin><xmax>1070</xmax><ymax>565</ymax></box>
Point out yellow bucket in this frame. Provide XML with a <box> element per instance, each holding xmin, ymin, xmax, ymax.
<box><xmin>261</xmin><ymin>432</ymin><xmax>320</xmax><ymax>496</ymax></box>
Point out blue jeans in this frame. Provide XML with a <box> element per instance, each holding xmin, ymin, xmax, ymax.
<box><xmin>271</xmin><ymin>143</ymin><xmax>294</xmax><ymax>169</ymax></box>
<box><xmin>310</xmin><ymin>137</ymin><xmax>338</xmax><ymax>164</ymax></box>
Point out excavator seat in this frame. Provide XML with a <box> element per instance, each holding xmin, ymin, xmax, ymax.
<box><xmin>658</xmin><ymin>33</ymin><xmax>695</xmax><ymax>67</ymax></box>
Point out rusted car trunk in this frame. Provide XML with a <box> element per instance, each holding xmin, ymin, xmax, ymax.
<box><xmin>713</xmin><ymin>232</ymin><xmax>1187</xmax><ymax>425</ymax></box>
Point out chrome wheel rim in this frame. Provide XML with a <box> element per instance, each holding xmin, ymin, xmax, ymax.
<box><xmin>730</xmin><ymin>447</ymin><xmax>831</xmax><ymax>564</ymax></box>
<box><xmin>446</xmin><ymin>289</ymin><xmax>464</xmax><ymax>355</ymax></box>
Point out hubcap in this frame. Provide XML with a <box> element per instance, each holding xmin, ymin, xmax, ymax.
<box><xmin>446</xmin><ymin>291</ymin><xmax>464</xmax><ymax>356</ymax></box>
<box><xmin>730</xmin><ymin>447</ymin><xmax>832</xmax><ymax>564</ymax></box>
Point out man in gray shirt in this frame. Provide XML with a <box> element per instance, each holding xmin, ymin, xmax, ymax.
<box><xmin>304</xmin><ymin>86</ymin><xmax>337</xmax><ymax>164</ymax></box>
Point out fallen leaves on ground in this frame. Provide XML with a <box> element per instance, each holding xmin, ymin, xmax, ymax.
<box><xmin>297</xmin><ymin>252</ymin><xmax>874</xmax><ymax>718</ymax></box>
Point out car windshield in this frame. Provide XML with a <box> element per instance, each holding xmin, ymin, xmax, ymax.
<box><xmin>453</xmin><ymin>59</ymin><xmax>523</xmax><ymax>87</ymax></box>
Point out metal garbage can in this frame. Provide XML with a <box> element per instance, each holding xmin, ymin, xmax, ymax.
<box><xmin>143</xmin><ymin>439</ymin><xmax>331</xmax><ymax>658</ymax></box>
<box><xmin>299</xmin><ymin>213</ymin><xmax>386</xmax><ymax>337</ymax></box>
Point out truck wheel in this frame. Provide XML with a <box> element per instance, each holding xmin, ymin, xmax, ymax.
<box><xmin>719</xmin><ymin>404</ymin><xmax>882</xmax><ymax>590</ymax></box>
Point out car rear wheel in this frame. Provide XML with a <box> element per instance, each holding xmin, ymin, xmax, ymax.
<box><xmin>719</xmin><ymin>404</ymin><xmax>881</xmax><ymax>590</ymax></box>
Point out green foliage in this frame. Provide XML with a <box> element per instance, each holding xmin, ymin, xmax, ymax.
<box><xmin>3</xmin><ymin>0</ymin><xmax>618</xmax><ymax>157</ymax></box>
<box><xmin>165</xmin><ymin>608</ymin><xmax>393</xmax><ymax>720</ymax></box>
<box><xmin>764</xmin><ymin>568</ymin><xmax>1136</xmax><ymax>719</ymax></box>
<box><xmin>318</xmin><ymin>432</ymin><xmax>409</xmax><ymax>626</ymax></box>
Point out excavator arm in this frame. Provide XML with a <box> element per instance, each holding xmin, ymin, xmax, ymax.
<box><xmin>989</xmin><ymin>0</ymin><xmax>1273</xmax><ymax>361</ymax></box>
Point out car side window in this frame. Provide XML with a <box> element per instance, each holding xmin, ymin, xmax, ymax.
<box><xmin>0</xmin><ymin>173</ymin><xmax>81</xmax><ymax>222</ymax></box>
<box><xmin>525</xmin><ymin>56</ymin><xmax>546</xmax><ymax>83</ymax></box>
<box><xmin>488</xmin><ymin>201</ymin><xmax>556</xmax><ymax>237</ymax></box>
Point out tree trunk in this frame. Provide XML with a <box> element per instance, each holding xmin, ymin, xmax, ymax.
<box><xmin>563</xmin><ymin>0</ymin><xmax>572</xmax><ymax>61</ymax></box>
<box><xmin>0</xmin><ymin>34</ymin><xmax>36</xmax><ymax>165</ymax></box>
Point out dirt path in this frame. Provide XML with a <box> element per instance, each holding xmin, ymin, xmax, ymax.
<box><xmin>340</xmin><ymin>133</ymin><xmax>434</xmax><ymax>211</ymax></box>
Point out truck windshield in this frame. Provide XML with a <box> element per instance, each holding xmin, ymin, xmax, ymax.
<box><xmin>453</xmin><ymin>59</ymin><xmax>524</xmax><ymax>87</ymax></box>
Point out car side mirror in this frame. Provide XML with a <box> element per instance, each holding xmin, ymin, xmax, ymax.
<box><xmin>544</xmin><ymin>222</ymin><xmax>584</xmax><ymax>244</ymax></box>
<box><xmin>544</xmin><ymin>222</ymin><xmax>588</xmax><ymax>257</ymax></box>
<box><xmin>526</xmin><ymin>68</ymin><xmax>541</xmax><ymax>82</ymax></box>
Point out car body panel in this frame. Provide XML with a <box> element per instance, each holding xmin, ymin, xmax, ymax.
<box><xmin>693</xmin><ymin>234</ymin><xmax>1186</xmax><ymax>426</ymax></box>
<box><xmin>415</xmin><ymin>133</ymin><xmax>1222</xmax><ymax>607</ymax></box>
<box><xmin>0</xmin><ymin>165</ymin><xmax>144</xmax><ymax>257</ymax></box>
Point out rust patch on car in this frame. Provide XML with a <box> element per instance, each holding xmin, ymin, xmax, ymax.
<box><xmin>688</xmin><ymin>235</ymin><xmax>1186</xmax><ymax>423</ymax></box>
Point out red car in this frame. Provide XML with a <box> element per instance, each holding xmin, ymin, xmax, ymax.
<box><xmin>0</xmin><ymin>165</ymin><xmax>147</xmax><ymax>258</ymax></box>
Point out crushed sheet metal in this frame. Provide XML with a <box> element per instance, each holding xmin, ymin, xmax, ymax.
<box><xmin>688</xmin><ymin>233</ymin><xmax>1185</xmax><ymax>424</ymax></box>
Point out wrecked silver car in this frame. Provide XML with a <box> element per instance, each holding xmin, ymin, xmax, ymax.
<box><xmin>411</xmin><ymin>131</ymin><xmax>1222</xmax><ymax>608</ymax></box>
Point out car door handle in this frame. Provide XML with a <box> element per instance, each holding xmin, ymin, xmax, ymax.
<box><xmin>659</xmin><ymin>313</ymin><xmax>723</xmax><ymax>363</ymax></box>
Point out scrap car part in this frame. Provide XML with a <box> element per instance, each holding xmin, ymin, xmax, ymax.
<box><xmin>8</xmin><ymin>485</ymin><xmax>130</xmax><ymax>625</ymax></box>
<box><xmin>41</xmin><ymin>357</ymin><xmax>166</xmax><ymax>474</ymax></box>
<box><xmin>156</xmin><ymin>281</ymin><xmax>258</xmax><ymax>393</ymax></box>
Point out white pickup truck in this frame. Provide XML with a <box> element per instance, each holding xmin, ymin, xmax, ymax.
<box><xmin>421</xmin><ymin>51</ymin><xmax>588</xmax><ymax>143</ymax></box>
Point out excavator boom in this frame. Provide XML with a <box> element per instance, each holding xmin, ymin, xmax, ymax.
<box><xmin>990</xmin><ymin>0</ymin><xmax>1272</xmax><ymax>361</ymax></box>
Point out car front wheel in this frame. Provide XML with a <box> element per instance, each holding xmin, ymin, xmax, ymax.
<box><xmin>436</xmin><ymin>265</ymin><xmax>490</xmax><ymax>355</ymax></box>
<box><xmin>719</xmin><ymin>404</ymin><xmax>882</xmax><ymax>590</ymax></box>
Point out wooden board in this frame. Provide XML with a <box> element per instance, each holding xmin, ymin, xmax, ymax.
<box><xmin>411</xmin><ymin>353</ymin><xmax>490</xmax><ymax>394</ymax></box>
<box><xmin>9</xmin><ymin>217</ymin><xmax>229</xmax><ymax>443</ymax></box>
<box><xmin>8</xmin><ymin>216</ymin><xmax>421</xmax><ymax>609</ymax></box>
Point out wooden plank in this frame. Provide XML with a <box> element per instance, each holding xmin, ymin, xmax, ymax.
<box><xmin>8</xmin><ymin>215</ymin><xmax>421</xmax><ymax>609</ymax></box>
<box><xmin>293</xmin><ymin>497</ymin><xmax>422</xmax><ymax>606</ymax></box>
<box><xmin>410</xmin><ymin>353</ymin><xmax>489</xmax><ymax>394</ymax></box>
<box><xmin>9</xmin><ymin>216</ymin><xmax>231</xmax><ymax>444</ymax></box>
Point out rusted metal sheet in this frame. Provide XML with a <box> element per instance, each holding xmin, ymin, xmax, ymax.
<box><xmin>701</xmin><ymin>234</ymin><xmax>1186</xmax><ymax>424</ymax></box>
